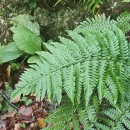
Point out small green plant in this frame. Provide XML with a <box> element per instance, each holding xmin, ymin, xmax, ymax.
<box><xmin>54</xmin><ymin>0</ymin><xmax>102</xmax><ymax>13</ymax></box>
<box><xmin>23</xmin><ymin>0</ymin><xmax>39</xmax><ymax>9</ymax></box>
<box><xmin>19</xmin><ymin>123</ymin><xmax>26</xmax><ymax>128</ymax></box>
<box><xmin>0</xmin><ymin>14</ymin><xmax>42</xmax><ymax>64</ymax></box>
<box><xmin>9</xmin><ymin>12</ymin><xmax>130</xmax><ymax>129</ymax></box>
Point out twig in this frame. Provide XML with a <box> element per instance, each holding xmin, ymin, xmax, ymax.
<box><xmin>20</xmin><ymin>55</ymin><xmax>28</xmax><ymax>65</ymax></box>
<box><xmin>0</xmin><ymin>91</ymin><xmax>19</xmax><ymax>110</ymax></box>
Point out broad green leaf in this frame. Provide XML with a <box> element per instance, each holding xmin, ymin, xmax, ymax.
<box><xmin>27</xmin><ymin>55</ymin><xmax>41</xmax><ymax>63</ymax></box>
<box><xmin>11</xmin><ymin>14</ymin><xmax>40</xmax><ymax>36</ymax></box>
<box><xmin>0</xmin><ymin>42</ymin><xmax>23</xmax><ymax>64</ymax></box>
<box><xmin>13</xmin><ymin>27</ymin><xmax>41</xmax><ymax>54</ymax></box>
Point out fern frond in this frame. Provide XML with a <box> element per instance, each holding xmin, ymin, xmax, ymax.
<box><xmin>117</xmin><ymin>12</ymin><xmax>130</xmax><ymax>33</ymax></box>
<box><xmin>11</xmin><ymin>26</ymin><xmax>129</xmax><ymax>106</ymax></box>
<box><xmin>95</xmin><ymin>123</ymin><xmax>110</xmax><ymax>130</ymax></box>
<box><xmin>9</xmin><ymin>12</ymin><xmax>130</xmax><ymax>130</ymax></box>
<box><xmin>74</xmin><ymin>14</ymin><xmax>117</xmax><ymax>32</ymax></box>
<box><xmin>43</xmin><ymin>98</ymin><xmax>130</xmax><ymax>130</ymax></box>
<box><xmin>43</xmin><ymin>99</ymin><xmax>97</xmax><ymax>130</ymax></box>
<box><xmin>106</xmin><ymin>76</ymin><xmax>118</xmax><ymax>104</ymax></box>
<box><xmin>101</xmin><ymin>102</ymin><xmax>130</xmax><ymax>130</ymax></box>
<box><xmin>43</xmin><ymin>100</ymin><xmax>73</xmax><ymax>130</ymax></box>
<box><xmin>75</xmin><ymin>12</ymin><xmax>130</xmax><ymax>33</ymax></box>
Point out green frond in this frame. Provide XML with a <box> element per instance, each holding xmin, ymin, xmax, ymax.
<box><xmin>116</xmin><ymin>12</ymin><xmax>130</xmax><ymax>33</ymax></box>
<box><xmin>11</xmin><ymin>25</ymin><xmax>129</xmax><ymax>107</ymax></box>
<box><xmin>106</xmin><ymin>76</ymin><xmax>118</xmax><ymax>104</ymax></box>
<box><xmin>75</xmin><ymin>12</ymin><xmax>130</xmax><ymax>33</ymax></box>
<box><xmin>103</xmin><ymin>88</ymin><xmax>115</xmax><ymax>105</ymax></box>
<box><xmin>11</xmin><ymin>15</ymin><xmax>130</xmax><ymax>130</ymax></box>
<box><xmin>91</xmin><ymin>95</ymin><xmax>100</xmax><ymax>112</ymax></box>
<box><xmin>72</xmin><ymin>112</ymin><xmax>80</xmax><ymax>130</ymax></box>
<box><xmin>43</xmin><ymin>101</ymin><xmax>73</xmax><ymax>130</ymax></box>
<box><xmin>97</xmin><ymin>60</ymin><xmax>107</xmax><ymax>103</ymax></box>
<box><xmin>101</xmin><ymin>102</ymin><xmax>130</xmax><ymax>130</ymax></box>
<box><xmin>95</xmin><ymin>123</ymin><xmax>110</xmax><ymax>130</ymax></box>
<box><xmin>86</xmin><ymin>105</ymin><xmax>97</xmax><ymax>122</ymax></box>
<box><xmin>43</xmin><ymin>100</ymin><xmax>130</xmax><ymax>130</ymax></box>
<box><xmin>77</xmin><ymin>105</ymin><xmax>90</xmax><ymax>129</ymax></box>
<box><xmin>86</xmin><ymin>0</ymin><xmax>102</xmax><ymax>13</ymax></box>
<box><xmin>43</xmin><ymin>101</ymin><xmax>97</xmax><ymax>130</ymax></box>
<box><xmin>74</xmin><ymin>14</ymin><xmax>117</xmax><ymax>32</ymax></box>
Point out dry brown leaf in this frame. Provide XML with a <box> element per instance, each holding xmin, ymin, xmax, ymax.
<box><xmin>0</xmin><ymin>120</ymin><xmax>6</xmax><ymax>129</ymax></box>
<box><xmin>30</xmin><ymin>123</ymin><xmax>38</xmax><ymax>129</ymax></box>
<box><xmin>37</xmin><ymin>117</ymin><xmax>46</xmax><ymax>128</ymax></box>
<box><xmin>1</xmin><ymin>128</ymin><xmax>7</xmax><ymax>130</ymax></box>
<box><xmin>12</xmin><ymin>95</ymin><xmax>20</xmax><ymax>103</ymax></box>
<box><xmin>14</xmin><ymin>124</ymin><xmax>24</xmax><ymax>130</ymax></box>
<box><xmin>7</xmin><ymin>65</ymin><xmax>11</xmax><ymax>79</ymax></box>
<box><xmin>1</xmin><ymin>110</ymin><xmax>17</xmax><ymax>120</ymax></box>
<box><xmin>18</xmin><ymin>106</ymin><xmax>32</xmax><ymax>117</ymax></box>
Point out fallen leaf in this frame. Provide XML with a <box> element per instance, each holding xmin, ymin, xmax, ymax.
<box><xmin>18</xmin><ymin>106</ymin><xmax>32</xmax><ymax>117</ymax></box>
<box><xmin>37</xmin><ymin>117</ymin><xmax>46</xmax><ymax>128</ymax></box>
<box><xmin>30</xmin><ymin>123</ymin><xmax>37</xmax><ymax>129</ymax></box>
<box><xmin>7</xmin><ymin>65</ymin><xmax>11</xmax><ymax>79</ymax></box>
<box><xmin>1</xmin><ymin>110</ymin><xmax>17</xmax><ymax>120</ymax></box>
<box><xmin>0</xmin><ymin>120</ymin><xmax>6</xmax><ymax>129</ymax></box>
<box><xmin>1</xmin><ymin>128</ymin><xmax>7</xmax><ymax>130</ymax></box>
<box><xmin>12</xmin><ymin>95</ymin><xmax>20</xmax><ymax>103</ymax></box>
<box><xmin>14</xmin><ymin>124</ymin><xmax>24</xmax><ymax>130</ymax></box>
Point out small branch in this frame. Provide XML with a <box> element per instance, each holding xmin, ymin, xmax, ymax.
<box><xmin>0</xmin><ymin>91</ymin><xmax>19</xmax><ymax>110</ymax></box>
<box><xmin>20</xmin><ymin>55</ymin><xmax>28</xmax><ymax>65</ymax></box>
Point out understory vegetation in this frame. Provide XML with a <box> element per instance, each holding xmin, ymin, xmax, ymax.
<box><xmin>0</xmin><ymin>0</ymin><xmax>130</xmax><ymax>130</ymax></box>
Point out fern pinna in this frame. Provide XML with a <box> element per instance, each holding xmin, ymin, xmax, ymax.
<box><xmin>11</xmin><ymin>12</ymin><xmax>130</xmax><ymax>129</ymax></box>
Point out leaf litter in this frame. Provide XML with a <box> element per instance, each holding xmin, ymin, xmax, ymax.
<box><xmin>0</xmin><ymin>62</ymin><xmax>53</xmax><ymax>129</ymax></box>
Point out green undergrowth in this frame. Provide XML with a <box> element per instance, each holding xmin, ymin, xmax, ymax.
<box><xmin>0</xmin><ymin>4</ymin><xmax>130</xmax><ymax>129</ymax></box>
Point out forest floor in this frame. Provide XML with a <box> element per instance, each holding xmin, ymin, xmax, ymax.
<box><xmin>0</xmin><ymin>0</ymin><xmax>130</xmax><ymax>130</ymax></box>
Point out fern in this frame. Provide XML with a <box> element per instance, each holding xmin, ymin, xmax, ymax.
<box><xmin>11</xmin><ymin>27</ymin><xmax>129</xmax><ymax>105</ymax></box>
<box><xmin>43</xmin><ymin>98</ymin><xmax>97</xmax><ymax>130</ymax></box>
<box><xmin>116</xmin><ymin>12</ymin><xmax>130</xmax><ymax>33</ymax></box>
<box><xmin>43</xmin><ymin>95</ymin><xmax>130</xmax><ymax>130</ymax></box>
<box><xmin>75</xmin><ymin>12</ymin><xmax>130</xmax><ymax>33</ymax></box>
<box><xmin>10</xmin><ymin>13</ymin><xmax>130</xmax><ymax>130</ymax></box>
<box><xmin>98</xmin><ymin>101</ymin><xmax>130</xmax><ymax>130</ymax></box>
